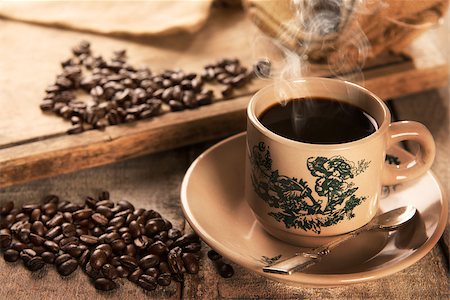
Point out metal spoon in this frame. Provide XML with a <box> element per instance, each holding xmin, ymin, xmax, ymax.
<box><xmin>262</xmin><ymin>206</ymin><xmax>417</xmax><ymax>275</ymax></box>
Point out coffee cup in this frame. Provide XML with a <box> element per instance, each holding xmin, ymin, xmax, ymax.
<box><xmin>245</xmin><ymin>78</ymin><xmax>435</xmax><ymax>247</ymax></box>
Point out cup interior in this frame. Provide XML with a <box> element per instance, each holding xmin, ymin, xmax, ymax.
<box><xmin>249</xmin><ymin>78</ymin><xmax>389</xmax><ymax>144</ymax></box>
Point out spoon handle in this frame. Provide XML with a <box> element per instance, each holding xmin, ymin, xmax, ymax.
<box><xmin>263</xmin><ymin>225</ymin><xmax>373</xmax><ymax>275</ymax></box>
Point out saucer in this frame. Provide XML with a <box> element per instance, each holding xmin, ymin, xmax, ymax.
<box><xmin>181</xmin><ymin>132</ymin><xmax>448</xmax><ymax>287</ymax></box>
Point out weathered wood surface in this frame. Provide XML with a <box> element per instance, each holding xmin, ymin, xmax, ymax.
<box><xmin>0</xmin><ymin>7</ymin><xmax>448</xmax><ymax>189</ymax></box>
<box><xmin>0</xmin><ymin>87</ymin><xmax>448</xmax><ymax>299</ymax></box>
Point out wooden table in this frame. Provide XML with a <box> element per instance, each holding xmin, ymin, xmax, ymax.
<box><xmin>0</xmin><ymin>6</ymin><xmax>448</xmax><ymax>300</ymax></box>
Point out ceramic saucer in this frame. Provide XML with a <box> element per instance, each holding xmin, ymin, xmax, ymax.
<box><xmin>181</xmin><ymin>132</ymin><xmax>448</xmax><ymax>287</ymax></box>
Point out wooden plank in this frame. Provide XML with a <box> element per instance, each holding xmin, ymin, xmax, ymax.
<box><xmin>0</xmin><ymin>148</ymin><xmax>189</xmax><ymax>299</ymax></box>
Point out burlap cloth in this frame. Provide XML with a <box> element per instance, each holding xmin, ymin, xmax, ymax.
<box><xmin>0</xmin><ymin>0</ymin><xmax>215</xmax><ymax>36</ymax></box>
<box><xmin>245</xmin><ymin>0</ymin><xmax>449</xmax><ymax>68</ymax></box>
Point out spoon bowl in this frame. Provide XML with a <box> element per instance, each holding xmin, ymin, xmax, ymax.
<box><xmin>373</xmin><ymin>205</ymin><xmax>417</xmax><ymax>230</ymax></box>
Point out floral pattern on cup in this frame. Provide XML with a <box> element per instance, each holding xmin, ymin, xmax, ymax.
<box><xmin>250</xmin><ymin>142</ymin><xmax>370</xmax><ymax>234</ymax></box>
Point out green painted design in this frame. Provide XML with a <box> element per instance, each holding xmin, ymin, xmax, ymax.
<box><xmin>385</xmin><ymin>154</ymin><xmax>401</xmax><ymax>165</ymax></box>
<box><xmin>250</xmin><ymin>142</ymin><xmax>370</xmax><ymax>234</ymax></box>
<box><xmin>260</xmin><ymin>254</ymin><xmax>282</xmax><ymax>265</ymax></box>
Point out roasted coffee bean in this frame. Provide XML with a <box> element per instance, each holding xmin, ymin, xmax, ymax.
<box><xmin>98</xmin><ymin>191</ymin><xmax>110</xmax><ymax>201</ymax></box>
<box><xmin>183</xmin><ymin>243</ymin><xmax>201</xmax><ymax>253</ymax></box>
<box><xmin>3</xmin><ymin>249</ymin><xmax>19</xmax><ymax>262</ymax></box>
<box><xmin>60</xmin><ymin>236</ymin><xmax>79</xmax><ymax>247</ymax></box>
<box><xmin>144</xmin><ymin>218</ymin><xmax>165</xmax><ymax>236</ymax></box>
<box><xmin>11</xmin><ymin>241</ymin><xmax>27</xmax><ymax>252</ymax></box>
<box><xmin>32</xmin><ymin>245</ymin><xmax>46</xmax><ymax>255</ymax></box>
<box><xmin>144</xmin><ymin>267</ymin><xmax>159</xmax><ymax>278</ymax></box>
<box><xmin>96</xmin><ymin>205</ymin><xmax>113</xmax><ymax>219</ymax></box>
<box><xmin>44</xmin><ymin>240</ymin><xmax>59</xmax><ymax>252</ymax></box>
<box><xmin>168</xmin><ymin>100</ymin><xmax>184</xmax><ymax>112</ymax></box>
<box><xmin>215</xmin><ymin>260</ymin><xmax>234</xmax><ymax>278</ymax></box>
<box><xmin>128</xmin><ymin>220</ymin><xmax>141</xmax><ymax>238</ymax></box>
<box><xmin>139</xmin><ymin>254</ymin><xmax>159</xmax><ymax>270</ymax></box>
<box><xmin>111</xmin><ymin>239</ymin><xmax>126</xmax><ymax>253</ymax></box>
<box><xmin>96</xmin><ymin>244</ymin><xmax>113</xmax><ymax>258</ymax></box>
<box><xmin>133</xmin><ymin>236</ymin><xmax>150</xmax><ymax>250</ymax></box>
<box><xmin>207</xmin><ymin>249</ymin><xmax>222</xmax><ymax>261</ymax></box>
<box><xmin>26</xmin><ymin>256</ymin><xmax>45</xmax><ymax>272</ymax></box>
<box><xmin>30</xmin><ymin>233</ymin><xmax>46</xmax><ymax>246</ymax></box>
<box><xmin>120</xmin><ymin>255</ymin><xmax>138</xmax><ymax>271</ymax></box>
<box><xmin>46</xmin><ymin>214</ymin><xmax>64</xmax><ymax>227</ymax></box>
<box><xmin>116</xmin><ymin>265</ymin><xmax>129</xmax><ymax>278</ymax></box>
<box><xmin>0</xmin><ymin>229</ymin><xmax>12</xmax><ymax>248</ymax></box>
<box><xmin>62</xmin><ymin>223</ymin><xmax>77</xmax><ymax>237</ymax></box>
<box><xmin>109</xmin><ymin>216</ymin><xmax>125</xmax><ymax>228</ymax></box>
<box><xmin>125</xmin><ymin>244</ymin><xmax>137</xmax><ymax>257</ymax></box>
<box><xmin>67</xmin><ymin>124</ymin><xmax>84</xmax><ymax>135</ymax></box>
<box><xmin>167</xmin><ymin>228</ymin><xmax>181</xmax><ymax>240</ymax></box>
<box><xmin>94</xmin><ymin>277</ymin><xmax>117</xmax><ymax>291</ymax></box>
<box><xmin>79</xmin><ymin>249</ymin><xmax>90</xmax><ymax>267</ymax></box>
<box><xmin>138</xmin><ymin>274</ymin><xmax>157</xmax><ymax>291</ymax></box>
<box><xmin>72</xmin><ymin>208</ymin><xmax>93</xmax><ymax>221</ymax></box>
<box><xmin>167</xmin><ymin>247</ymin><xmax>184</xmax><ymax>275</ymax></box>
<box><xmin>90</xmin><ymin>213</ymin><xmax>108</xmax><ymax>226</ymax></box>
<box><xmin>90</xmin><ymin>249</ymin><xmax>108</xmax><ymax>270</ymax></box>
<box><xmin>147</xmin><ymin>241</ymin><xmax>168</xmax><ymax>255</ymax></box>
<box><xmin>157</xmin><ymin>273</ymin><xmax>172</xmax><ymax>286</ymax></box>
<box><xmin>64</xmin><ymin>244</ymin><xmax>83</xmax><ymax>258</ymax></box>
<box><xmin>45</xmin><ymin>226</ymin><xmax>62</xmax><ymax>239</ymax></box>
<box><xmin>20</xmin><ymin>248</ymin><xmax>37</xmax><ymax>263</ymax></box>
<box><xmin>221</xmin><ymin>85</ymin><xmax>233</xmax><ymax>98</ymax></box>
<box><xmin>173</xmin><ymin>233</ymin><xmax>200</xmax><ymax>248</ymax></box>
<box><xmin>31</xmin><ymin>221</ymin><xmax>46</xmax><ymax>237</ymax></box>
<box><xmin>22</xmin><ymin>204</ymin><xmax>40</xmax><ymax>213</ymax></box>
<box><xmin>61</xmin><ymin>203</ymin><xmax>82</xmax><ymax>213</ymax></box>
<box><xmin>30</xmin><ymin>209</ymin><xmax>42</xmax><ymax>222</ymax></box>
<box><xmin>102</xmin><ymin>263</ymin><xmax>118</xmax><ymax>280</ymax></box>
<box><xmin>57</xmin><ymin>258</ymin><xmax>78</xmax><ymax>276</ymax></box>
<box><xmin>104</xmin><ymin>232</ymin><xmax>120</xmax><ymax>243</ymax></box>
<box><xmin>80</xmin><ymin>235</ymin><xmax>99</xmax><ymax>245</ymax></box>
<box><xmin>128</xmin><ymin>268</ymin><xmax>143</xmax><ymax>283</ymax></box>
<box><xmin>121</xmin><ymin>232</ymin><xmax>133</xmax><ymax>245</ymax></box>
<box><xmin>182</xmin><ymin>253</ymin><xmax>199</xmax><ymax>274</ymax></box>
<box><xmin>96</xmin><ymin>200</ymin><xmax>114</xmax><ymax>208</ymax></box>
<box><xmin>43</xmin><ymin>202</ymin><xmax>57</xmax><ymax>216</ymax></box>
<box><xmin>18</xmin><ymin>228</ymin><xmax>30</xmax><ymax>243</ymax></box>
<box><xmin>41</xmin><ymin>251</ymin><xmax>56</xmax><ymax>264</ymax></box>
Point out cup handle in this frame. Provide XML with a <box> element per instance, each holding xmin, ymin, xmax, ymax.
<box><xmin>382</xmin><ymin>121</ymin><xmax>435</xmax><ymax>186</ymax></box>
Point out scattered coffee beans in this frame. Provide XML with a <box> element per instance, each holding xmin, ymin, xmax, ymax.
<box><xmin>39</xmin><ymin>41</ymin><xmax>256</xmax><ymax>135</ymax></box>
<box><xmin>207</xmin><ymin>249</ymin><xmax>234</xmax><ymax>278</ymax></box>
<box><xmin>0</xmin><ymin>192</ymin><xmax>201</xmax><ymax>292</ymax></box>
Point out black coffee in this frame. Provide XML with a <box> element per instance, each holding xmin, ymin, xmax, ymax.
<box><xmin>259</xmin><ymin>97</ymin><xmax>378</xmax><ymax>144</ymax></box>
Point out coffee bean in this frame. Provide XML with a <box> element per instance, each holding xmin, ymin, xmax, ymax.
<box><xmin>94</xmin><ymin>277</ymin><xmax>117</xmax><ymax>291</ymax></box>
<box><xmin>99</xmin><ymin>191</ymin><xmax>110</xmax><ymax>201</ymax></box>
<box><xmin>144</xmin><ymin>267</ymin><xmax>159</xmax><ymax>278</ymax></box>
<box><xmin>20</xmin><ymin>248</ymin><xmax>37</xmax><ymax>263</ymax></box>
<box><xmin>80</xmin><ymin>235</ymin><xmax>99</xmax><ymax>245</ymax></box>
<box><xmin>45</xmin><ymin>226</ymin><xmax>62</xmax><ymax>239</ymax></box>
<box><xmin>3</xmin><ymin>249</ymin><xmax>19</xmax><ymax>262</ymax></box>
<box><xmin>182</xmin><ymin>253</ymin><xmax>199</xmax><ymax>274</ymax></box>
<box><xmin>139</xmin><ymin>254</ymin><xmax>159</xmax><ymax>270</ymax></box>
<box><xmin>168</xmin><ymin>100</ymin><xmax>184</xmax><ymax>112</ymax></box>
<box><xmin>116</xmin><ymin>266</ymin><xmax>129</xmax><ymax>278</ymax></box>
<box><xmin>120</xmin><ymin>255</ymin><xmax>138</xmax><ymax>271</ymax></box>
<box><xmin>147</xmin><ymin>241</ymin><xmax>168</xmax><ymax>255</ymax></box>
<box><xmin>41</xmin><ymin>251</ymin><xmax>56</xmax><ymax>264</ymax></box>
<box><xmin>46</xmin><ymin>214</ymin><xmax>64</xmax><ymax>227</ymax></box>
<box><xmin>111</xmin><ymin>239</ymin><xmax>126</xmax><ymax>253</ymax></box>
<box><xmin>57</xmin><ymin>258</ymin><xmax>78</xmax><ymax>276</ymax></box>
<box><xmin>11</xmin><ymin>241</ymin><xmax>27</xmax><ymax>252</ymax></box>
<box><xmin>128</xmin><ymin>268</ymin><xmax>143</xmax><ymax>283</ymax></box>
<box><xmin>0</xmin><ymin>229</ymin><xmax>12</xmax><ymax>249</ymax></box>
<box><xmin>64</xmin><ymin>244</ymin><xmax>83</xmax><ymax>258</ymax></box>
<box><xmin>138</xmin><ymin>274</ymin><xmax>157</xmax><ymax>291</ymax></box>
<box><xmin>29</xmin><ymin>233</ymin><xmax>46</xmax><ymax>246</ymax></box>
<box><xmin>128</xmin><ymin>220</ymin><xmax>141</xmax><ymax>238</ymax></box>
<box><xmin>96</xmin><ymin>200</ymin><xmax>114</xmax><ymax>208</ymax></box>
<box><xmin>43</xmin><ymin>240</ymin><xmax>59</xmax><ymax>252</ymax></box>
<box><xmin>90</xmin><ymin>249</ymin><xmax>108</xmax><ymax>270</ymax></box>
<box><xmin>216</xmin><ymin>260</ymin><xmax>234</xmax><ymax>278</ymax></box>
<box><xmin>173</xmin><ymin>233</ymin><xmax>200</xmax><ymax>248</ymax></box>
<box><xmin>168</xmin><ymin>246</ymin><xmax>184</xmax><ymax>277</ymax></box>
<box><xmin>61</xmin><ymin>223</ymin><xmax>77</xmax><ymax>238</ymax></box>
<box><xmin>125</xmin><ymin>244</ymin><xmax>137</xmax><ymax>257</ymax></box>
<box><xmin>60</xmin><ymin>236</ymin><xmax>79</xmax><ymax>247</ymax></box>
<box><xmin>95</xmin><ymin>244</ymin><xmax>113</xmax><ymax>258</ymax></box>
<box><xmin>167</xmin><ymin>228</ymin><xmax>181</xmax><ymax>240</ymax></box>
<box><xmin>26</xmin><ymin>256</ymin><xmax>45</xmax><ymax>272</ymax></box>
<box><xmin>144</xmin><ymin>218</ymin><xmax>165</xmax><ymax>236</ymax></box>
<box><xmin>221</xmin><ymin>85</ymin><xmax>233</xmax><ymax>98</ymax></box>
<box><xmin>102</xmin><ymin>263</ymin><xmax>118</xmax><ymax>280</ymax></box>
<box><xmin>109</xmin><ymin>216</ymin><xmax>125</xmax><ymax>228</ymax></box>
<box><xmin>183</xmin><ymin>243</ymin><xmax>201</xmax><ymax>253</ymax></box>
<box><xmin>207</xmin><ymin>249</ymin><xmax>222</xmax><ymax>261</ymax></box>
<box><xmin>67</xmin><ymin>124</ymin><xmax>84</xmax><ymax>135</ymax></box>
<box><xmin>72</xmin><ymin>208</ymin><xmax>93</xmax><ymax>221</ymax></box>
<box><xmin>157</xmin><ymin>273</ymin><xmax>172</xmax><ymax>286</ymax></box>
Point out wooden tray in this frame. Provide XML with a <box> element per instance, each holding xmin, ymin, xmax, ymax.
<box><xmin>0</xmin><ymin>9</ymin><xmax>447</xmax><ymax>188</ymax></box>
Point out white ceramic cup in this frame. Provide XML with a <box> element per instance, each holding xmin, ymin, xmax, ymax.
<box><xmin>245</xmin><ymin>78</ymin><xmax>435</xmax><ymax>246</ymax></box>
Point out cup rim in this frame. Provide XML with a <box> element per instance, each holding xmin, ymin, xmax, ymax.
<box><xmin>247</xmin><ymin>77</ymin><xmax>390</xmax><ymax>150</ymax></box>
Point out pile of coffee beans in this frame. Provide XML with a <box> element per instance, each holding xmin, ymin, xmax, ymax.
<box><xmin>0</xmin><ymin>192</ymin><xmax>202</xmax><ymax>292</ymax></box>
<box><xmin>207</xmin><ymin>249</ymin><xmax>234</xmax><ymax>278</ymax></box>
<box><xmin>39</xmin><ymin>41</ymin><xmax>256</xmax><ymax>135</ymax></box>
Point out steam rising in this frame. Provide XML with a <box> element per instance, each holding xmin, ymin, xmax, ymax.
<box><xmin>252</xmin><ymin>0</ymin><xmax>384</xmax><ymax>91</ymax></box>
